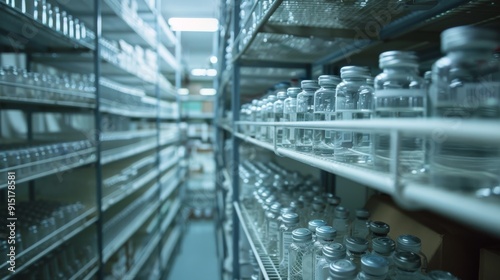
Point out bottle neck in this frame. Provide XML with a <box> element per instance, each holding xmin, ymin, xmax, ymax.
<box><xmin>447</xmin><ymin>49</ymin><xmax>492</xmax><ymax>61</ymax></box>
<box><xmin>382</xmin><ymin>66</ymin><xmax>418</xmax><ymax>74</ymax></box>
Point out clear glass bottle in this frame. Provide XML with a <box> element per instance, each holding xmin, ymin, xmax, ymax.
<box><xmin>314</xmin><ymin>226</ymin><xmax>337</xmax><ymax>273</ymax></box>
<box><xmin>290</xmin><ymin>200</ymin><xmax>307</xmax><ymax>227</ymax></box>
<box><xmin>282</xmin><ymin>87</ymin><xmax>301</xmax><ymax>148</ymax></box>
<box><xmin>265</xmin><ymin>202</ymin><xmax>281</xmax><ymax>257</ymax></box>
<box><xmin>274</xmin><ymin>91</ymin><xmax>287</xmax><ymax>145</ymax></box>
<box><xmin>389</xmin><ymin>251</ymin><xmax>427</xmax><ymax>280</ymax></box>
<box><xmin>314</xmin><ymin>75</ymin><xmax>342</xmax><ymax>156</ymax></box>
<box><xmin>279</xmin><ymin>212</ymin><xmax>300</xmax><ymax>276</ymax></box>
<box><xmin>430</xmin><ymin>26</ymin><xmax>500</xmax><ymax>191</ymax></box>
<box><xmin>316</xmin><ymin>243</ymin><xmax>346</xmax><ymax>280</ymax></box>
<box><xmin>296</xmin><ymin>80</ymin><xmax>320</xmax><ymax>152</ymax></box>
<box><xmin>334</xmin><ymin>66</ymin><xmax>372</xmax><ymax>164</ymax></box>
<box><xmin>328</xmin><ymin>259</ymin><xmax>357</xmax><ymax>280</ymax></box>
<box><xmin>427</xmin><ymin>270</ymin><xmax>458</xmax><ymax>280</ymax></box>
<box><xmin>345</xmin><ymin>237</ymin><xmax>369</xmax><ymax>273</ymax></box>
<box><xmin>4</xmin><ymin>66</ymin><xmax>18</xmax><ymax>97</ymax></box>
<box><xmin>46</xmin><ymin>3</ymin><xmax>54</xmax><ymax>29</ymax></box>
<box><xmin>33</xmin><ymin>0</ymin><xmax>42</xmax><ymax>22</ymax></box>
<box><xmin>61</xmin><ymin>10</ymin><xmax>68</xmax><ymax>36</ymax></box>
<box><xmin>288</xmin><ymin>228</ymin><xmax>315</xmax><ymax>280</ymax></box>
<box><xmin>356</xmin><ymin>255</ymin><xmax>389</xmax><ymax>280</ymax></box>
<box><xmin>256</xmin><ymin>98</ymin><xmax>268</xmax><ymax>140</ymax></box>
<box><xmin>325</xmin><ymin>194</ymin><xmax>341</xmax><ymax>217</ymax></box>
<box><xmin>265</xmin><ymin>95</ymin><xmax>277</xmax><ymax>142</ymax></box>
<box><xmin>332</xmin><ymin>206</ymin><xmax>350</xmax><ymax>244</ymax></box>
<box><xmin>68</xmin><ymin>14</ymin><xmax>75</xmax><ymax>38</ymax></box>
<box><xmin>373</xmin><ymin>51</ymin><xmax>425</xmax><ymax>174</ymax></box>
<box><xmin>367</xmin><ymin>221</ymin><xmax>390</xmax><ymax>247</ymax></box>
<box><xmin>350</xmin><ymin>209</ymin><xmax>370</xmax><ymax>239</ymax></box>
<box><xmin>396</xmin><ymin>234</ymin><xmax>427</xmax><ymax>273</ymax></box>
<box><xmin>371</xmin><ymin>237</ymin><xmax>395</xmax><ymax>269</ymax></box>
<box><xmin>249</xmin><ymin>99</ymin><xmax>259</xmax><ymax>137</ymax></box>
<box><xmin>309</xmin><ymin>197</ymin><xmax>327</xmax><ymax>221</ymax></box>
<box><xmin>308</xmin><ymin>219</ymin><xmax>327</xmax><ymax>242</ymax></box>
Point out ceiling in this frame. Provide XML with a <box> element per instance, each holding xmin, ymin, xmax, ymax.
<box><xmin>161</xmin><ymin>0</ymin><xmax>219</xmax><ymax>85</ymax></box>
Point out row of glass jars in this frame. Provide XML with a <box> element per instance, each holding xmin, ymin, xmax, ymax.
<box><xmin>0</xmin><ymin>66</ymin><xmax>96</xmax><ymax>103</ymax></box>
<box><xmin>239</xmin><ymin>25</ymin><xmax>500</xmax><ymax>193</ymax></box>
<box><xmin>2</xmin><ymin>0</ymin><xmax>90</xmax><ymax>42</ymax></box>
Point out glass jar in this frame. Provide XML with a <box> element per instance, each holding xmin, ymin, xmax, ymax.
<box><xmin>282</xmin><ymin>87</ymin><xmax>301</xmax><ymax>148</ymax></box>
<box><xmin>288</xmin><ymin>228</ymin><xmax>315</xmax><ymax>280</ymax></box>
<box><xmin>314</xmin><ymin>75</ymin><xmax>341</xmax><ymax>156</ymax></box>
<box><xmin>430</xmin><ymin>26</ymin><xmax>500</xmax><ymax>192</ymax></box>
<box><xmin>334</xmin><ymin>66</ymin><xmax>372</xmax><ymax>164</ymax></box>
<box><xmin>296</xmin><ymin>80</ymin><xmax>320</xmax><ymax>152</ymax></box>
<box><xmin>373</xmin><ymin>51</ymin><xmax>425</xmax><ymax>174</ymax></box>
<box><xmin>274</xmin><ymin>91</ymin><xmax>287</xmax><ymax>145</ymax></box>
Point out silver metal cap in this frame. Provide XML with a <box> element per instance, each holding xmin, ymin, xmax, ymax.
<box><xmin>372</xmin><ymin>237</ymin><xmax>395</xmax><ymax>254</ymax></box>
<box><xmin>277</xmin><ymin>91</ymin><xmax>287</xmax><ymax>99</ymax></box>
<box><xmin>379</xmin><ymin>51</ymin><xmax>418</xmax><ymax>69</ymax></box>
<box><xmin>355</xmin><ymin>208</ymin><xmax>370</xmax><ymax>219</ymax></box>
<box><xmin>316</xmin><ymin>226</ymin><xmax>337</xmax><ymax>240</ymax></box>
<box><xmin>286</xmin><ymin>87</ymin><xmax>301</xmax><ymax>97</ymax></box>
<box><xmin>361</xmin><ymin>255</ymin><xmax>389</xmax><ymax>276</ymax></box>
<box><xmin>269</xmin><ymin>202</ymin><xmax>281</xmax><ymax>214</ymax></box>
<box><xmin>267</xmin><ymin>95</ymin><xmax>277</xmax><ymax>102</ymax></box>
<box><xmin>441</xmin><ymin>26</ymin><xmax>498</xmax><ymax>52</ymax></box>
<box><xmin>281</xmin><ymin>212</ymin><xmax>299</xmax><ymax>224</ymax></box>
<box><xmin>345</xmin><ymin>237</ymin><xmax>368</xmax><ymax>253</ymax></box>
<box><xmin>393</xmin><ymin>251</ymin><xmax>421</xmax><ymax>271</ymax></box>
<box><xmin>326</xmin><ymin>194</ymin><xmax>341</xmax><ymax>206</ymax></box>
<box><xmin>427</xmin><ymin>270</ymin><xmax>459</xmax><ymax>280</ymax></box>
<box><xmin>323</xmin><ymin>243</ymin><xmax>346</xmax><ymax>260</ymax></box>
<box><xmin>397</xmin><ymin>234</ymin><xmax>421</xmax><ymax>253</ymax></box>
<box><xmin>280</xmin><ymin>207</ymin><xmax>295</xmax><ymax>216</ymax></box>
<box><xmin>334</xmin><ymin>206</ymin><xmax>349</xmax><ymax>219</ymax></box>
<box><xmin>369</xmin><ymin>221</ymin><xmax>390</xmax><ymax>235</ymax></box>
<box><xmin>308</xmin><ymin>220</ymin><xmax>327</xmax><ymax>233</ymax></box>
<box><xmin>292</xmin><ymin>228</ymin><xmax>312</xmax><ymax>242</ymax></box>
<box><xmin>318</xmin><ymin>75</ymin><xmax>341</xmax><ymax>87</ymax></box>
<box><xmin>301</xmin><ymin>80</ymin><xmax>319</xmax><ymax>90</ymax></box>
<box><xmin>340</xmin><ymin>66</ymin><xmax>371</xmax><ymax>79</ymax></box>
<box><xmin>290</xmin><ymin>200</ymin><xmax>304</xmax><ymax>209</ymax></box>
<box><xmin>329</xmin><ymin>260</ymin><xmax>357</xmax><ymax>278</ymax></box>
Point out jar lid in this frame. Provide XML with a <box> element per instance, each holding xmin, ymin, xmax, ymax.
<box><xmin>316</xmin><ymin>226</ymin><xmax>337</xmax><ymax>240</ymax></box>
<box><xmin>393</xmin><ymin>251</ymin><xmax>421</xmax><ymax>271</ymax></box>
<box><xmin>427</xmin><ymin>270</ymin><xmax>459</xmax><ymax>280</ymax></box>
<box><xmin>355</xmin><ymin>208</ymin><xmax>370</xmax><ymax>219</ymax></box>
<box><xmin>441</xmin><ymin>26</ymin><xmax>498</xmax><ymax>52</ymax></box>
<box><xmin>369</xmin><ymin>221</ymin><xmax>390</xmax><ymax>235</ymax></box>
<box><xmin>286</xmin><ymin>87</ymin><xmax>302</xmax><ymax>97</ymax></box>
<box><xmin>334</xmin><ymin>206</ymin><xmax>349</xmax><ymax>219</ymax></box>
<box><xmin>308</xmin><ymin>219</ymin><xmax>327</xmax><ymax>232</ymax></box>
<box><xmin>281</xmin><ymin>212</ymin><xmax>299</xmax><ymax>224</ymax></box>
<box><xmin>397</xmin><ymin>234</ymin><xmax>421</xmax><ymax>253</ymax></box>
<box><xmin>340</xmin><ymin>66</ymin><xmax>371</xmax><ymax>79</ymax></box>
<box><xmin>277</xmin><ymin>91</ymin><xmax>287</xmax><ymax>99</ymax></box>
<box><xmin>379</xmin><ymin>50</ymin><xmax>418</xmax><ymax>69</ymax></box>
<box><xmin>301</xmin><ymin>80</ymin><xmax>319</xmax><ymax>90</ymax></box>
<box><xmin>318</xmin><ymin>75</ymin><xmax>341</xmax><ymax>87</ymax></box>
<box><xmin>345</xmin><ymin>236</ymin><xmax>368</xmax><ymax>252</ymax></box>
<box><xmin>323</xmin><ymin>243</ymin><xmax>346</xmax><ymax>260</ymax></box>
<box><xmin>372</xmin><ymin>237</ymin><xmax>395</xmax><ymax>254</ymax></box>
<box><xmin>292</xmin><ymin>228</ymin><xmax>312</xmax><ymax>242</ymax></box>
<box><xmin>361</xmin><ymin>255</ymin><xmax>389</xmax><ymax>276</ymax></box>
<box><xmin>329</xmin><ymin>259</ymin><xmax>357</xmax><ymax>278</ymax></box>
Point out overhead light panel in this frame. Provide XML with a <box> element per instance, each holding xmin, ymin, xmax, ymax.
<box><xmin>210</xmin><ymin>56</ymin><xmax>218</xmax><ymax>64</ymax></box>
<box><xmin>178</xmin><ymin>88</ymin><xmax>189</xmax><ymax>95</ymax></box>
<box><xmin>191</xmin><ymin>68</ymin><xmax>217</xmax><ymax>77</ymax></box>
<box><xmin>168</xmin><ymin>18</ymin><xmax>219</xmax><ymax>32</ymax></box>
<box><xmin>200</xmin><ymin>88</ymin><xmax>216</xmax><ymax>95</ymax></box>
<box><xmin>206</xmin><ymin>69</ymin><xmax>217</xmax><ymax>77</ymax></box>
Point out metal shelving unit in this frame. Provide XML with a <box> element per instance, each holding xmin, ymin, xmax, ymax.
<box><xmin>215</xmin><ymin>1</ymin><xmax>500</xmax><ymax>279</ymax></box>
<box><xmin>0</xmin><ymin>0</ymin><xmax>185</xmax><ymax>278</ymax></box>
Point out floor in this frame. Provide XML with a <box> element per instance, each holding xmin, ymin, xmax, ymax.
<box><xmin>166</xmin><ymin>220</ymin><xmax>220</xmax><ymax>280</ymax></box>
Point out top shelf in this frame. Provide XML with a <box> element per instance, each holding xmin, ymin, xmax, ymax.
<box><xmin>233</xmin><ymin>0</ymin><xmax>500</xmax><ymax>66</ymax></box>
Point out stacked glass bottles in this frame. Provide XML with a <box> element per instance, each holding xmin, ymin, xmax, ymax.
<box><xmin>371</xmin><ymin>237</ymin><xmax>395</xmax><ymax>269</ymax></box>
<box><xmin>308</xmin><ymin>220</ymin><xmax>328</xmax><ymax>242</ymax></box>
<box><xmin>273</xmin><ymin>91</ymin><xmax>288</xmax><ymax>145</ymax></box>
<box><xmin>314</xmin><ymin>226</ymin><xmax>337</xmax><ymax>273</ymax></box>
<box><xmin>334</xmin><ymin>66</ymin><xmax>373</xmax><ymax>164</ymax></box>
<box><xmin>282</xmin><ymin>87</ymin><xmax>301</xmax><ymax>148</ymax></box>
<box><xmin>279</xmin><ymin>212</ymin><xmax>300</xmax><ymax>274</ymax></box>
<box><xmin>367</xmin><ymin>221</ymin><xmax>390</xmax><ymax>246</ymax></box>
<box><xmin>373</xmin><ymin>51</ymin><xmax>425</xmax><ymax>174</ymax></box>
<box><xmin>328</xmin><ymin>259</ymin><xmax>357</xmax><ymax>280</ymax></box>
<box><xmin>316</xmin><ymin>243</ymin><xmax>346</xmax><ymax>280</ymax></box>
<box><xmin>396</xmin><ymin>234</ymin><xmax>427</xmax><ymax>273</ymax></box>
<box><xmin>296</xmin><ymin>80</ymin><xmax>320</xmax><ymax>152</ymax></box>
<box><xmin>288</xmin><ymin>228</ymin><xmax>315</xmax><ymax>280</ymax></box>
<box><xmin>313</xmin><ymin>75</ymin><xmax>342</xmax><ymax>156</ymax></box>
<box><xmin>356</xmin><ymin>255</ymin><xmax>389</xmax><ymax>280</ymax></box>
<box><xmin>345</xmin><ymin>237</ymin><xmax>369</xmax><ymax>273</ymax></box>
<box><xmin>430</xmin><ymin>26</ymin><xmax>500</xmax><ymax>191</ymax></box>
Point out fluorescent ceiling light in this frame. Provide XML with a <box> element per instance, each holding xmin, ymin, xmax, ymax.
<box><xmin>168</xmin><ymin>18</ymin><xmax>218</xmax><ymax>32</ymax></box>
<box><xmin>210</xmin><ymin>56</ymin><xmax>218</xmax><ymax>64</ymax></box>
<box><xmin>200</xmin><ymin>88</ymin><xmax>216</xmax><ymax>95</ymax></box>
<box><xmin>178</xmin><ymin>88</ymin><xmax>189</xmax><ymax>95</ymax></box>
<box><xmin>191</xmin><ymin>68</ymin><xmax>217</xmax><ymax>77</ymax></box>
<box><xmin>206</xmin><ymin>69</ymin><xmax>217</xmax><ymax>77</ymax></box>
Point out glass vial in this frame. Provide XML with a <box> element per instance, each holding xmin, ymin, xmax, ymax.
<box><xmin>389</xmin><ymin>251</ymin><xmax>427</xmax><ymax>280</ymax></box>
<box><xmin>314</xmin><ymin>226</ymin><xmax>337</xmax><ymax>275</ymax></box>
<box><xmin>308</xmin><ymin>219</ymin><xmax>327</xmax><ymax>242</ymax></box>
<box><xmin>265</xmin><ymin>202</ymin><xmax>281</xmax><ymax>257</ymax></box>
<box><xmin>316</xmin><ymin>243</ymin><xmax>346</xmax><ymax>280</ymax></box>
<box><xmin>274</xmin><ymin>91</ymin><xmax>287</xmax><ymax>145</ymax></box>
<box><xmin>282</xmin><ymin>87</ymin><xmax>301</xmax><ymax>148</ymax></box>
<box><xmin>356</xmin><ymin>255</ymin><xmax>389</xmax><ymax>280</ymax></box>
<box><xmin>314</xmin><ymin>75</ymin><xmax>342</xmax><ymax>156</ymax></box>
<box><xmin>345</xmin><ymin>237</ymin><xmax>369</xmax><ymax>273</ymax></box>
<box><xmin>296</xmin><ymin>80</ymin><xmax>320</xmax><ymax>152</ymax></box>
<box><xmin>265</xmin><ymin>95</ymin><xmax>277</xmax><ymax>142</ymax></box>
<box><xmin>279</xmin><ymin>213</ymin><xmax>300</xmax><ymax>277</ymax></box>
<box><xmin>371</xmin><ymin>237</ymin><xmax>395</xmax><ymax>269</ymax></box>
<box><xmin>328</xmin><ymin>259</ymin><xmax>357</xmax><ymax>280</ymax></box>
<box><xmin>350</xmin><ymin>209</ymin><xmax>370</xmax><ymax>239</ymax></box>
<box><xmin>332</xmin><ymin>206</ymin><xmax>350</xmax><ymax>244</ymax></box>
<box><xmin>396</xmin><ymin>234</ymin><xmax>427</xmax><ymax>273</ymax></box>
<box><xmin>288</xmin><ymin>228</ymin><xmax>315</xmax><ymax>280</ymax></box>
<box><xmin>430</xmin><ymin>26</ymin><xmax>500</xmax><ymax>191</ymax></box>
<box><xmin>427</xmin><ymin>270</ymin><xmax>458</xmax><ymax>280</ymax></box>
<box><xmin>373</xmin><ymin>51</ymin><xmax>425</xmax><ymax>174</ymax></box>
<box><xmin>334</xmin><ymin>66</ymin><xmax>372</xmax><ymax>164</ymax></box>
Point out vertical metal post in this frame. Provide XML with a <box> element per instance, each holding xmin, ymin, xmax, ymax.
<box><xmin>93</xmin><ymin>0</ymin><xmax>103</xmax><ymax>278</ymax></box>
<box><xmin>231</xmin><ymin>1</ymin><xmax>241</xmax><ymax>279</ymax></box>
